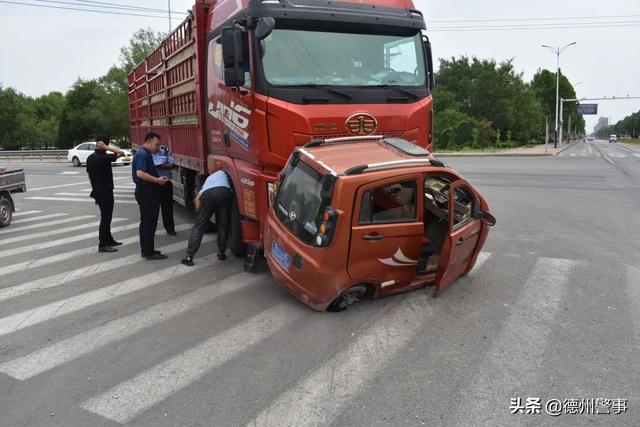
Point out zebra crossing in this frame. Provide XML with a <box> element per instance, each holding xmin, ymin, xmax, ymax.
<box><xmin>560</xmin><ymin>141</ymin><xmax>640</xmax><ymax>159</ymax></box>
<box><xmin>25</xmin><ymin>184</ymin><xmax>137</xmax><ymax>205</ymax></box>
<box><xmin>1</xmin><ymin>209</ymin><xmax>639</xmax><ymax>425</ymax></box>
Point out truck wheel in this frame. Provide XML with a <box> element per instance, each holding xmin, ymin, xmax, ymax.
<box><xmin>72</xmin><ymin>157</ymin><xmax>80</xmax><ymax>167</ymax></box>
<box><xmin>0</xmin><ymin>196</ymin><xmax>12</xmax><ymax>227</ymax></box>
<box><xmin>228</xmin><ymin>196</ymin><xmax>246</xmax><ymax>258</ymax></box>
<box><xmin>327</xmin><ymin>285</ymin><xmax>369</xmax><ymax>312</ymax></box>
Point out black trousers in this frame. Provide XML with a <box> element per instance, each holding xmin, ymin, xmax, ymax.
<box><xmin>94</xmin><ymin>190</ymin><xmax>114</xmax><ymax>247</ymax></box>
<box><xmin>135</xmin><ymin>184</ymin><xmax>160</xmax><ymax>257</ymax></box>
<box><xmin>187</xmin><ymin>187</ymin><xmax>233</xmax><ymax>257</ymax></box>
<box><xmin>159</xmin><ymin>180</ymin><xmax>175</xmax><ymax>232</ymax></box>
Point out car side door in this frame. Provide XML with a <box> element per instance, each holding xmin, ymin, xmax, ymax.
<box><xmin>435</xmin><ymin>180</ymin><xmax>483</xmax><ymax>296</ymax></box>
<box><xmin>348</xmin><ymin>175</ymin><xmax>423</xmax><ymax>293</ymax></box>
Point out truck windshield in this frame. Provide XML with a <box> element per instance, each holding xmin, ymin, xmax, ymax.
<box><xmin>261</xmin><ymin>29</ymin><xmax>425</xmax><ymax>87</ymax></box>
<box><xmin>275</xmin><ymin>159</ymin><xmax>333</xmax><ymax>245</ymax></box>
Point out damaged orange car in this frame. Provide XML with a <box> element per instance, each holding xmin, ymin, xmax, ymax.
<box><xmin>264</xmin><ymin>136</ymin><xmax>496</xmax><ymax>311</ymax></box>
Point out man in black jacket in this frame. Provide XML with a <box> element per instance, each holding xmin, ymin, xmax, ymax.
<box><xmin>86</xmin><ymin>135</ymin><xmax>125</xmax><ymax>252</ymax></box>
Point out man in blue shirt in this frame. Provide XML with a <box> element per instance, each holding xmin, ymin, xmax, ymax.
<box><xmin>132</xmin><ymin>132</ymin><xmax>169</xmax><ymax>260</ymax></box>
<box><xmin>181</xmin><ymin>170</ymin><xmax>233</xmax><ymax>266</ymax></box>
<box><xmin>152</xmin><ymin>145</ymin><xmax>176</xmax><ymax>235</ymax></box>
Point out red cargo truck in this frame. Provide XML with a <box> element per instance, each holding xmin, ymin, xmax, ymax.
<box><xmin>127</xmin><ymin>0</ymin><xmax>434</xmax><ymax>271</ymax></box>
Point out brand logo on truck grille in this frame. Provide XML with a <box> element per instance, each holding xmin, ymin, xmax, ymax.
<box><xmin>345</xmin><ymin>113</ymin><xmax>377</xmax><ymax>136</ymax></box>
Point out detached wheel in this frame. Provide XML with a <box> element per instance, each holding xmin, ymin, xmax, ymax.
<box><xmin>228</xmin><ymin>196</ymin><xmax>246</xmax><ymax>258</ymax></box>
<box><xmin>327</xmin><ymin>285</ymin><xmax>369</xmax><ymax>312</ymax></box>
<box><xmin>0</xmin><ymin>196</ymin><xmax>12</xmax><ymax>227</ymax></box>
<box><xmin>72</xmin><ymin>157</ymin><xmax>81</xmax><ymax>167</ymax></box>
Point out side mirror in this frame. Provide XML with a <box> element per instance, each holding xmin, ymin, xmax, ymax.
<box><xmin>221</xmin><ymin>27</ymin><xmax>245</xmax><ymax>87</ymax></box>
<box><xmin>255</xmin><ymin>17</ymin><xmax>275</xmax><ymax>40</ymax></box>
<box><xmin>480</xmin><ymin>211</ymin><xmax>496</xmax><ymax>226</ymax></box>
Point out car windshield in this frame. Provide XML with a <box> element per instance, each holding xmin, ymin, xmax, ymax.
<box><xmin>260</xmin><ymin>29</ymin><xmax>426</xmax><ymax>87</ymax></box>
<box><xmin>275</xmin><ymin>159</ymin><xmax>333</xmax><ymax>245</ymax></box>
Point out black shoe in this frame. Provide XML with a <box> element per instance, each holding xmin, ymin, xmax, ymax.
<box><xmin>166</xmin><ymin>230</ymin><xmax>177</xmax><ymax>236</ymax></box>
<box><xmin>181</xmin><ymin>256</ymin><xmax>194</xmax><ymax>267</ymax></box>
<box><xmin>108</xmin><ymin>240</ymin><xmax>123</xmax><ymax>246</ymax></box>
<box><xmin>217</xmin><ymin>251</ymin><xmax>226</xmax><ymax>261</ymax></box>
<box><xmin>145</xmin><ymin>253</ymin><xmax>168</xmax><ymax>260</ymax></box>
<box><xmin>99</xmin><ymin>246</ymin><xmax>118</xmax><ymax>253</ymax></box>
<box><xmin>153</xmin><ymin>250</ymin><xmax>162</xmax><ymax>255</ymax></box>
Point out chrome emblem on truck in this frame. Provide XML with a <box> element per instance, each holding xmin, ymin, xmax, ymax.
<box><xmin>288</xmin><ymin>210</ymin><xmax>297</xmax><ymax>221</ymax></box>
<box><xmin>345</xmin><ymin>112</ymin><xmax>377</xmax><ymax>136</ymax></box>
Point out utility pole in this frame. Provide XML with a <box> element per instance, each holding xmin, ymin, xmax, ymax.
<box><xmin>567</xmin><ymin>115</ymin><xmax>572</xmax><ymax>143</ymax></box>
<box><xmin>168</xmin><ymin>0</ymin><xmax>172</xmax><ymax>32</ymax></box>
<box><xmin>542</xmin><ymin>42</ymin><xmax>577</xmax><ymax>149</ymax></box>
<box><xmin>545</xmin><ymin>116</ymin><xmax>549</xmax><ymax>153</ymax></box>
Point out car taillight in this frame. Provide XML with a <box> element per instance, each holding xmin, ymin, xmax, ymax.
<box><xmin>267</xmin><ymin>181</ymin><xmax>279</xmax><ymax>208</ymax></box>
<box><xmin>314</xmin><ymin>207</ymin><xmax>338</xmax><ymax>247</ymax></box>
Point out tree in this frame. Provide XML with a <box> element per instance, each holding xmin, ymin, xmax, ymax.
<box><xmin>56</xmin><ymin>79</ymin><xmax>104</xmax><ymax>148</ymax></box>
<box><xmin>119</xmin><ymin>28</ymin><xmax>165</xmax><ymax>73</ymax></box>
<box><xmin>34</xmin><ymin>91</ymin><xmax>65</xmax><ymax>148</ymax></box>
<box><xmin>433</xmin><ymin>56</ymin><xmax>544</xmax><ymax>148</ymax></box>
<box><xmin>531</xmin><ymin>69</ymin><xmax>585</xmax><ymax>137</ymax></box>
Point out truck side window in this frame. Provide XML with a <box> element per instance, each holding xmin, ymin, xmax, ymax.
<box><xmin>359</xmin><ymin>181</ymin><xmax>417</xmax><ymax>224</ymax></box>
<box><xmin>452</xmin><ymin>186</ymin><xmax>476</xmax><ymax>229</ymax></box>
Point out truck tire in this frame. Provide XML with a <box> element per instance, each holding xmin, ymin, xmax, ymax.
<box><xmin>72</xmin><ymin>157</ymin><xmax>80</xmax><ymax>167</ymax></box>
<box><xmin>0</xmin><ymin>196</ymin><xmax>12</xmax><ymax>227</ymax></box>
<box><xmin>228</xmin><ymin>196</ymin><xmax>246</xmax><ymax>258</ymax></box>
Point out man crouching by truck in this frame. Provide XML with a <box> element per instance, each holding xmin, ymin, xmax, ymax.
<box><xmin>181</xmin><ymin>170</ymin><xmax>233</xmax><ymax>266</ymax></box>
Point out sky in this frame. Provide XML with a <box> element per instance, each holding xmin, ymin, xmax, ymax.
<box><xmin>1</xmin><ymin>0</ymin><xmax>639</xmax><ymax>132</ymax></box>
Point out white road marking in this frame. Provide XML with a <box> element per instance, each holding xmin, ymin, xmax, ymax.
<box><xmin>471</xmin><ymin>251</ymin><xmax>492</xmax><ymax>272</ymax></box>
<box><xmin>28</xmin><ymin>177</ymin><xmax>128</xmax><ymax>191</ymax></box>
<box><xmin>27</xmin><ymin>197</ymin><xmax>137</xmax><ymax>205</ymax></box>
<box><xmin>59</xmin><ymin>171</ymin><xmax>80</xmax><ymax>175</ymax></box>
<box><xmin>11</xmin><ymin>210</ymin><xmax>42</xmax><ymax>217</ymax></box>
<box><xmin>0</xmin><ymin>272</ymin><xmax>255</xmax><ymax>380</ymax></box>
<box><xmin>0</xmin><ymin>224</ymin><xmax>191</xmax><ymax>277</ymax></box>
<box><xmin>0</xmin><ymin>253</ymin><xmax>222</xmax><ymax>337</ymax></box>
<box><xmin>450</xmin><ymin>257</ymin><xmax>576</xmax><ymax>425</ymax></box>
<box><xmin>247</xmin><ymin>294</ymin><xmax>432</xmax><ymax>427</ymax></box>
<box><xmin>8</xmin><ymin>213</ymin><xmax>68</xmax><ymax>225</ymax></box>
<box><xmin>0</xmin><ymin>219</ymin><xmax>125</xmax><ymax>245</ymax></box>
<box><xmin>0</xmin><ymin>233</ymin><xmax>211</xmax><ymax>302</ymax></box>
<box><xmin>81</xmin><ymin>303</ymin><xmax>302</xmax><ymax>424</ymax></box>
<box><xmin>627</xmin><ymin>265</ymin><xmax>640</xmax><ymax>338</ymax></box>
<box><xmin>587</xmin><ymin>143</ymin><xmax>594</xmax><ymax>155</ymax></box>
<box><xmin>0</xmin><ymin>222</ymin><xmax>139</xmax><ymax>259</ymax></box>
<box><xmin>54</xmin><ymin>193</ymin><xmax>134</xmax><ymax>200</ymax></box>
<box><xmin>1</xmin><ymin>215</ymin><xmax>94</xmax><ymax>235</ymax></box>
<box><xmin>79</xmin><ymin>189</ymin><xmax>133</xmax><ymax>194</ymax></box>
<box><xmin>570</xmin><ymin>153</ymin><xmax>576</xmax><ymax>157</ymax></box>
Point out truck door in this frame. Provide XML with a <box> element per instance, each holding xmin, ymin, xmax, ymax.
<box><xmin>208</xmin><ymin>33</ymin><xmax>255</xmax><ymax>162</ymax></box>
<box><xmin>434</xmin><ymin>180</ymin><xmax>483</xmax><ymax>296</ymax></box>
<box><xmin>348</xmin><ymin>176</ymin><xmax>423</xmax><ymax>291</ymax></box>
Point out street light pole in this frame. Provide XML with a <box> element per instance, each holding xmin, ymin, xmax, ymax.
<box><xmin>542</xmin><ymin>42</ymin><xmax>576</xmax><ymax>149</ymax></box>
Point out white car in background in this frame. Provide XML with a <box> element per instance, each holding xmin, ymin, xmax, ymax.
<box><xmin>67</xmin><ymin>142</ymin><xmax>133</xmax><ymax>167</ymax></box>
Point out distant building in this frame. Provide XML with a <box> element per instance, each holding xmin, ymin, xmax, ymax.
<box><xmin>593</xmin><ymin>117</ymin><xmax>609</xmax><ymax>134</ymax></box>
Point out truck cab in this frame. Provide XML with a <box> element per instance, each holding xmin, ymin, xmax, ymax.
<box><xmin>128</xmin><ymin>0</ymin><xmax>435</xmax><ymax>268</ymax></box>
<box><xmin>264</xmin><ymin>136</ymin><xmax>495</xmax><ymax>311</ymax></box>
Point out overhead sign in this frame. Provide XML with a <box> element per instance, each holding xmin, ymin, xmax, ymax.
<box><xmin>577</xmin><ymin>104</ymin><xmax>598</xmax><ymax>115</ymax></box>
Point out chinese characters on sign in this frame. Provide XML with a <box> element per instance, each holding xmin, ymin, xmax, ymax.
<box><xmin>510</xmin><ymin>397</ymin><xmax>627</xmax><ymax>416</ymax></box>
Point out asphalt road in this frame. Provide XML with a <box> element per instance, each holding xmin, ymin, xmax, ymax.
<box><xmin>0</xmin><ymin>144</ymin><xmax>639</xmax><ymax>427</ymax></box>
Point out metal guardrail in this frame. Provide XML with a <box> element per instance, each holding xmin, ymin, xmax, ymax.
<box><xmin>0</xmin><ymin>150</ymin><xmax>68</xmax><ymax>161</ymax></box>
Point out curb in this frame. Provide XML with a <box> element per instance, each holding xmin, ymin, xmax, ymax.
<box><xmin>434</xmin><ymin>142</ymin><xmax>579</xmax><ymax>158</ymax></box>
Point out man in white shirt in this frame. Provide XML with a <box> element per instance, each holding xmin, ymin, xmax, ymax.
<box><xmin>181</xmin><ymin>170</ymin><xmax>233</xmax><ymax>266</ymax></box>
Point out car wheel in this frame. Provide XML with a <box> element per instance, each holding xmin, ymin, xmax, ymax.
<box><xmin>327</xmin><ymin>285</ymin><xmax>369</xmax><ymax>312</ymax></box>
<box><xmin>72</xmin><ymin>157</ymin><xmax>81</xmax><ymax>167</ymax></box>
<box><xmin>0</xmin><ymin>196</ymin><xmax>12</xmax><ymax>227</ymax></box>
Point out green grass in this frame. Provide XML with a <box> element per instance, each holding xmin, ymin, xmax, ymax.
<box><xmin>620</xmin><ymin>138</ymin><xmax>640</xmax><ymax>144</ymax></box>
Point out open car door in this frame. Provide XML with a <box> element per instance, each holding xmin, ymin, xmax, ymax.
<box><xmin>434</xmin><ymin>180</ymin><xmax>483</xmax><ymax>296</ymax></box>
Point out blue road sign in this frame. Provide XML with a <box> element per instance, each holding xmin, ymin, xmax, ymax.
<box><xmin>577</xmin><ymin>104</ymin><xmax>598</xmax><ymax>115</ymax></box>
